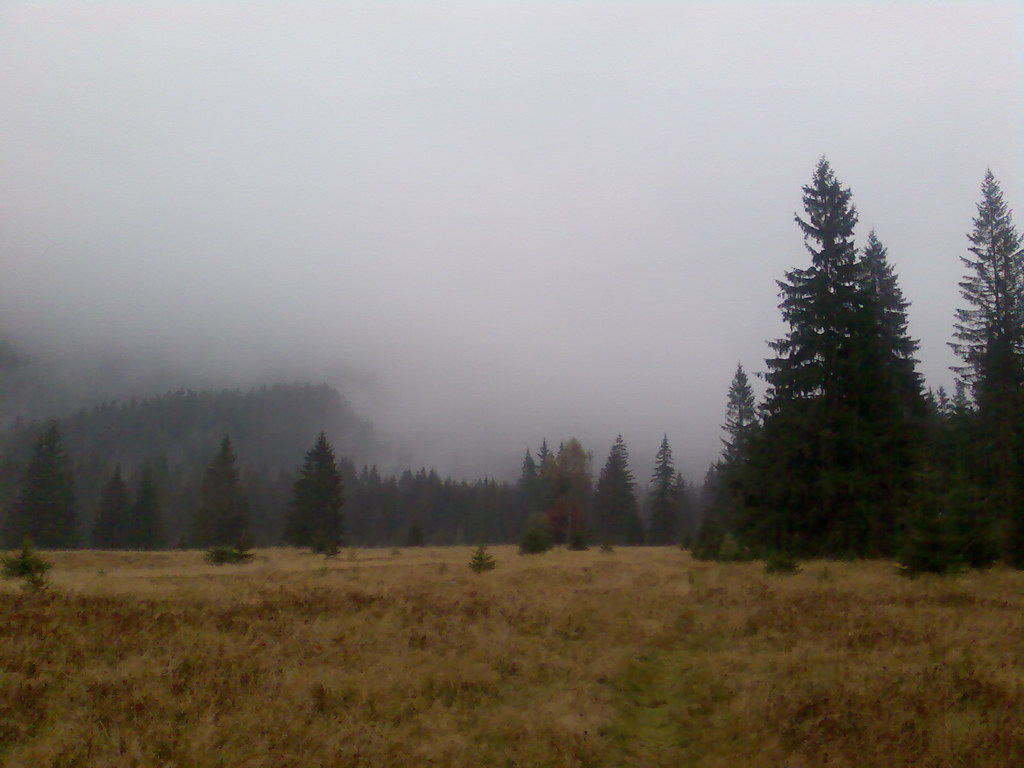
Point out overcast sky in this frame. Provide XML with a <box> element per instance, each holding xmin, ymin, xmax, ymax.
<box><xmin>1</xmin><ymin>2</ymin><xmax>1022</xmax><ymax>481</ymax></box>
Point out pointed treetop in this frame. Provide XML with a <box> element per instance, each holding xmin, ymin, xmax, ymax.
<box><xmin>722</xmin><ymin>363</ymin><xmax>758</xmax><ymax>462</ymax></box>
<box><xmin>950</xmin><ymin>170</ymin><xmax>1024</xmax><ymax>392</ymax></box>
<box><xmin>537</xmin><ymin>439</ymin><xmax>551</xmax><ymax>465</ymax></box>
<box><xmin>794</xmin><ymin>156</ymin><xmax>859</xmax><ymax>254</ymax></box>
<box><xmin>652</xmin><ymin>435</ymin><xmax>675</xmax><ymax>485</ymax></box>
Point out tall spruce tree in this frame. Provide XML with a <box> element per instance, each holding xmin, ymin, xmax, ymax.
<box><xmin>592</xmin><ymin>436</ymin><xmax>644</xmax><ymax>545</ymax></box>
<box><xmin>950</xmin><ymin>171</ymin><xmax>1024</xmax><ymax>563</ymax></box>
<box><xmin>191</xmin><ymin>435</ymin><xmax>249</xmax><ymax>547</ymax></box>
<box><xmin>516</xmin><ymin>449</ymin><xmax>539</xmax><ymax>511</ymax></box>
<box><xmin>858</xmin><ymin>230</ymin><xmax>926</xmax><ymax>549</ymax></box>
<box><xmin>92</xmin><ymin>466</ymin><xmax>130</xmax><ymax>548</ymax></box>
<box><xmin>4</xmin><ymin>422</ymin><xmax>77</xmax><ymax>548</ymax></box>
<box><xmin>284</xmin><ymin>432</ymin><xmax>345</xmax><ymax>553</ymax></box>
<box><xmin>647</xmin><ymin>435</ymin><xmax>677</xmax><ymax>545</ymax></box>
<box><xmin>536</xmin><ymin>439</ymin><xmax>555</xmax><ymax>512</ymax></box>
<box><xmin>765</xmin><ymin>158</ymin><xmax>865</xmax><ymax>409</ymax></box>
<box><xmin>751</xmin><ymin>158</ymin><xmax>900</xmax><ymax>556</ymax></box>
<box><xmin>511</xmin><ymin>448</ymin><xmax>540</xmax><ymax>540</ymax></box>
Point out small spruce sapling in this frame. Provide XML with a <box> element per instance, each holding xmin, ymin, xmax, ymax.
<box><xmin>469</xmin><ymin>546</ymin><xmax>496</xmax><ymax>573</ymax></box>
<box><xmin>1</xmin><ymin>536</ymin><xmax>51</xmax><ymax>591</ymax></box>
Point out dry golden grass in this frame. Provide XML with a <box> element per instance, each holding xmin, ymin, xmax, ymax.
<box><xmin>1</xmin><ymin>546</ymin><xmax>1023</xmax><ymax>767</ymax></box>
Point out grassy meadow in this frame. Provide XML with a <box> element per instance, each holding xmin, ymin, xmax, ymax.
<box><xmin>2</xmin><ymin>545</ymin><xmax>1023</xmax><ymax>767</ymax></box>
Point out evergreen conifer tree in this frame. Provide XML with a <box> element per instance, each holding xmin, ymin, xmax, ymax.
<box><xmin>1</xmin><ymin>536</ymin><xmax>52</xmax><ymax>591</ymax></box>
<box><xmin>862</xmin><ymin>231</ymin><xmax>923</xmax><ymax>405</ymax></box>
<box><xmin>3</xmin><ymin>422</ymin><xmax>77</xmax><ymax>548</ymax></box>
<box><xmin>857</xmin><ymin>230</ymin><xmax>926</xmax><ymax>548</ymax></box>
<box><xmin>765</xmin><ymin>158</ymin><xmax>866</xmax><ymax>410</ymax></box>
<box><xmin>647</xmin><ymin>435</ymin><xmax>677</xmax><ymax>545</ymax></box>
<box><xmin>191</xmin><ymin>436</ymin><xmax>249</xmax><ymax>547</ymax></box>
<box><xmin>695</xmin><ymin>367</ymin><xmax>760</xmax><ymax>558</ymax></box>
<box><xmin>535</xmin><ymin>439</ymin><xmax>556</xmax><ymax>512</ymax></box>
<box><xmin>284</xmin><ymin>432</ymin><xmax>345</xmax><ymax>553</ymax></box>
<box><xmin>721</xmin><ymin>363</ymin><xmax>758</xmax><ymax>463</ymax></box>
<box><xmin>92</xmin><ymin>466</ymin><xmax>130</xmax><ymax>549</ymax></box>
<box><xmin>950</xmin><ymin>171</ymin><xmax>1024</xmax><ymax>563</ymax></box>
<box><xmin>518</xmin><ymin>449</ymin><xmax>538</xmax><ymax>488</ymax></box>
<box><xmin>951</xmin><ymin>171</ymin><xmax>1024</xmax><ymax>403</ymax></box>
<box><xmin>515</xmin><ymin>448</ymin><xmax>540</xmax><ymax>530</ymax></box>
<box><xmin>592</xmin><ymin>436</ymin><xmax>644</xmax><ymax>545</ymax></box>
<box><xmin>747</xmin><ymin>158</ymin><xmax>915</xmax><ymax>556</ymax></box>
<box><xmin>468</xmin><ymin>545</ymin><xmax>496</xmax><ymax>573</ymax></box>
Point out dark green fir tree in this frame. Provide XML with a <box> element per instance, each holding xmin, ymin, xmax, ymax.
<box><xmin>515</xmin><ymin>448</ymin><xmax>540</xmax><ymax>527</ymax></box>
<box><xmin>4</xmin><ymin>422</ymin><xmax>77</xmax><ymax>548</ymax></box>
<box><xmin>592</xmin><ymin>435</ymin><xmax>644</xmax><ymax>545</ymax></box>
<box><xmin>535</xmin><ymin>438</ymin><xmax>555</xmax><ymax>512</ymax></box>
<box><xmin>721</xmin><ymin>363</ymin><xmax>758</xmax><ymax>463</ymax></box>
<box><xmin>695</xmin><ymin>367</ymin><xmax>759</xmax><ymax>559</ymax></box>
<box><xmin>950</xmin><ymin>170</ymin><xmax>1024</xmax><ymax>564</ymax></box>
<box><xmin>748</xmin><ymin>157</ymin><xmax>908</xmax><ymax>556</ymax></box>
<box><xmin>647</xmin><ymin>435</ymin><xmax>677</xmax><ymax>545</ymax></box>
<box><xmin>191</xmin><ymin>435</ymin><xmax>249</xmax><ymax>548</ymax></box>
<box><xmin>862</xmin><ymin>231</ymin><xmax>924</xmax><ymax>406</ymax></box>
<box><xmin>284</xmin><ymin>432</ymin><xmax>345</xmax><ymax>553</ymax></box>
<box><xmin>858</xmin><ymin>230</ymin><xmax>926</xmax><ymax>549</ymax></box>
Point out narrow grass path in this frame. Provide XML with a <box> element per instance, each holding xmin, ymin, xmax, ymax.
<box><xmin>607</xmin><ymin>649</ymin><xmax>690</xmax><ymax>766</ymax></box>
<box><xmin>605</xmin><ymin>639</ymin><xmax>733</xmax><ymax>768</ymax></box>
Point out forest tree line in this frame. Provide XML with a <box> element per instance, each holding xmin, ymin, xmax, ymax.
<box><xmin>0</xmin><ymin>405</ymin><xmax>699</xmax><ymax>551</ymax></box>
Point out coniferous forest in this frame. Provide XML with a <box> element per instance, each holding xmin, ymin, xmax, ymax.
<box><xmin>2</xmin><ymin>161</ymin><xmax>1021</xmax><ymax>573</ymax></box>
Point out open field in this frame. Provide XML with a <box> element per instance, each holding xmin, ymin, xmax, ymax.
<box><xmin>2</xmin><ymin>546</ymin><xmax>1023</xmax><ymax>767</ymax></box>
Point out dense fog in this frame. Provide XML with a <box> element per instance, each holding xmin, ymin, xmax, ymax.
<box><xmin>1</xmin><ymin>2</ymin><xmax>1021</xmax><ymax>481</ymax></box>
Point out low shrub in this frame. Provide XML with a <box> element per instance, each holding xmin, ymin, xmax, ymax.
<box><xmin>519</xmin><ymin>512</ymin><xmax>553</xmax><ymax>554</ymax></box>
<box><xmin>205</xmin><ymin>545</ymin><xmax>254</xmax><ymax>565</ymax></box>
<box><xmin>764</xmin><ymin>550</ymin><xmax>801</xmax><ymax>575</ymax></box>
<box><xmin>567</xmin><ymin>529</ymin><xmax>589</xmax><ymax>551</ymax></box>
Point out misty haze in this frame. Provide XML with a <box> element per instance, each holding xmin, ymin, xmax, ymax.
<box><xmin>1</xmin><ymin>2</ymin><xmax>1023</xmax><ymax>766</ymax></box>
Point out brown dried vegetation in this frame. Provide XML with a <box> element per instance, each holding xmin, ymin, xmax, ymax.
<box><xmin>1</xmin><ymin>547</ymin><xmax>1022</xmax><ymax>766</ymax></box>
